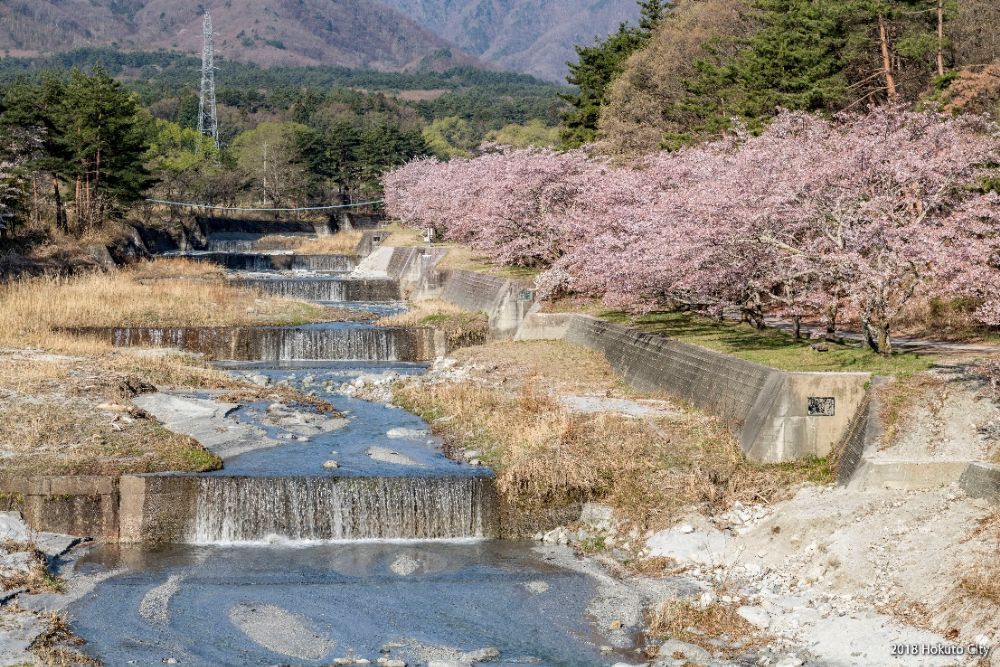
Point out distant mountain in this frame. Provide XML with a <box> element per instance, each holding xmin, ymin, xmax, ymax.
<box><xmin>380</xmin><ymin>0</ymin><xmax>641</xmax><ymax>81</ymax></box>
<box><xmin>0</xmin><ymin>0</ymin><xmax>478</xmax><ymax>72</ymax></box>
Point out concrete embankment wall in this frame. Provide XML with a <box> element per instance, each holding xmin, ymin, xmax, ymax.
<box><xmin>557</xmin><ymin>315</ymin><xmax>870</xmax><ymax>463</ymax></box>
<box><xmin>418</xmin><ymin>268</ymin><xmax>536</xmax><ymax>338</ymax></box>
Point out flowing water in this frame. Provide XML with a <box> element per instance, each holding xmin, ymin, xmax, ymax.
<box><xmin>66</xmin><ymin>232</ymin><xmax>627</xmax><ymax>665</ymax></box>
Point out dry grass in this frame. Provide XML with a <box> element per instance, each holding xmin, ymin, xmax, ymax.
<box><xmin>249</xmin><ymin>231</ymin><xmax>362</xmax><ymax>254</ymax></box>
<box><xmin>0</xmin><ymin>398</ymin><xmax>220</xmax><ymax>476</ymax></box>
<box><xmin>959</xmin><ymin>510</ymin><xmax>1000</xmax><ymax>605</ymax></box>
<box><xmin>289</xmin><ymin>231</ymin><xmax>363</xmax><ymax>255</ymax></box>
<box><xmin>393</xmin><ymin>342</ymin><xmax>831</xmax><ymax>527</ymax></box>
<box><xmin>381</xmin><ymin>223</ymin><xmax>541</xmax><ymax>278</ymax></box>
<box><xmin>0</xmin><ymin>351</ymin><xmax>232</xmax><ymax>475</ymax></box>
<box><xmin>449</xmin><ymin>340</ymin><xmax>630</xmax><ymax>395</ymax></box>
<box><xmin>648</xmin><ymin>598</ymin><xmax>770</xmax><ymax>658</ymax></box>
<box><xmin>378</xmin><ymin>300</ymin><xmax>489</xmax><ymax>349</ymax></box>
<box><xmin>0</xmin><ymin>542</ymin><xmax>63</xmax><ymax>593</ymax></box>
<box><xmin>876</xmin><ymin>373</ymin><xmax>947</xmax><ymax>447</ymax></box>
<box><xmin>29</xmin><ymin>612</ymin><xmax>101</xmax><ymax>667</ymax></box>
<box><xmin>0</xmin><ymin>258</ymin><xmax>328</xmax><ymax>353</ymax></box>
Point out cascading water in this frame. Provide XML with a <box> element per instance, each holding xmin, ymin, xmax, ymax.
<box><xmin>239</xmin><ymin>277</ymin><xmax>401</xmax><ymax>301</ymax></box>
<box><xmin>89</xmin><ymin>324</ymin><xmax>437</xmax><ymax>361</ymax></box>
<box><xmin>180</xmin><ymin>253</ymin><xmax>358</xmax><ymax>273</ymax></box>
<box><xmin>189</xmin><ymin>476</ymin><xmax>497</xmax><ymax>543</ymax></box>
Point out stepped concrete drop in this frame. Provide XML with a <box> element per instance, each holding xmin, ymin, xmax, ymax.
<box><xmin>115</xmin><ymin>474</ymin><xmax>498</xmax><ymax>543</ymax></box>
<box><xmin>70</xmin><ymin>324</ymin><xmax>443</xmax><ymax>361</ymax></box>
<box><xmin>189</xmin><ymin>476</ymin><xmax>498</xmax><ymax>543</ymax></box>
<box><xmin>182</xmin><ymin>252</ymin><xmax>358</xmax><ymax>273</ymax></box>
<box><xmin>239</xmin><ymin>276</ymin><xmax>401</xmax><ymax>301</ymax></box>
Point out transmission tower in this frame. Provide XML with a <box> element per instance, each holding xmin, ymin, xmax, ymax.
<box><xmin>197</xmin><ymin>10</ymin><xmax>219</xmax><ymax>149</ymax></box>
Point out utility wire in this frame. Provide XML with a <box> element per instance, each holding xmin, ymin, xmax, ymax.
<box><xmin>144</xmin><ymin>198</ymin><xmax>386</xmax><ymax>213</ymax></box>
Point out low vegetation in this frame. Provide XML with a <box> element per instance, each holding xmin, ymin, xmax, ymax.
<box><xmin>599</xmin><ymin>310</ymin><xmax>935</xmax><ymax>376</ymax></box>
<box><xmin>0</xmin><ymin>258</ymin><xmax>328</xmax><ymax>353</ymax></box>
<box><xmin>0</xmin><ymin>352</ymin><xmax>223</xmax><ymax>476</ymax></box>
<box><xmin>253</xmin><ymin>231</ymin><xmax>363</xmax><ymax>255</ymax></box>
<box><xmin>648</xmin><ymin>598</ymin><xmax>770</xmax><ymax>659</ymax></box>
<box><xmin>393</xmin><ymin>341</ymin><xmax>832</xmax><ymax>528</ymax></box>
<box><xmin>378</xmin><ymin>300</ymin><xmax>489</xmax><ymax>349</ymax></box>
<box><xmin>0</xmin><ymin>542</ymin><xmax>63</xmax><ymax>594</ymax></box>
<box><xmin>959</xmin><ymin>511</ymin><xmax>1000</xmax><ymax>606</ymax></box>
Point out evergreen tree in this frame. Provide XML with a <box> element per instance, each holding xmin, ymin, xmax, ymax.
<box><xmin>559</xmin><ymin>0</ymin><xmax>666</xmax><ymax>148</ymax></box>
<box><xmin>734</xmin><ymin>0</ymin><xmax>849</xmax><ymax>118</ymax></box>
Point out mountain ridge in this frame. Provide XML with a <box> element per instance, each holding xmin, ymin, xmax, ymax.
<box><xmin>0</xmin><ymin>0</ymin><xmax>639</xmax><ymax>81</ymax></box>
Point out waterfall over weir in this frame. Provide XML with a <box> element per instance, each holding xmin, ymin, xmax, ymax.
<box><xmin>239</xmin><ymin>277</ymin><xmax>401</xmax><ymax>302</ymax></box>
<box><xmin>189</xmin><ymin>476</ymin><xmax>498</xmax><ymax>543</ymax></box>
<box><xmin>76</xmin><ymin>324</ymin><xmax>438</xmax><ymax>361</ymax></box>
<box><xmin>185</xmin><ymin>252</ymin><xmax>358</xmax><ymax>273</ymax></box>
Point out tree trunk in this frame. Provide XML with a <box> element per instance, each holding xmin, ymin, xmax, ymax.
<box><xmin>793</xmin><ymin>316</ymin><xmax>802</xmax><ymax>339</ymax></box>
<box><xmin>53</xmin><ymin>180</ymin><xmax>68</xmax><ymax>234</ymax></box>
<box><xmin>937</xmin><ymin>0</ymin><xmax>945</xmax><ymax>77</ymax></box>
<box><xmin>879</xmin><ymin>15</ymin><xmax>899</xmax><ymax>99</ymax></box>
<box><xmin>865</xmin><ymin>321</ymin><xmax>893</xmax><ymax>356</ymax></box>
<box><xmin>825</xmin><ymin>303</ymin><xmax>838</xmax><ymax>338</ymax></box>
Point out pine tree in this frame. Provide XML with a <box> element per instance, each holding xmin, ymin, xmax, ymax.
<box><xmin>734</xmin><ymin>0</ymin><xmax>849</xmax><ymax>117</ymax></box>
<box><xmin>559</xmin><ymin>0</ymin><xmax>667</xmax><ymax>148</ymax></box>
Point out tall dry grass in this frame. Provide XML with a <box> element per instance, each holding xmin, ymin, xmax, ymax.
<box><xmin>395</xmin><ymin>378</ymin><xmax>828</xmax><ymax>527</ymax></box>
<box><xmin>378</xmin><ymin>300</ymin><xmax>489</xmax><ymax>349</ymax></box>
<box><xmin>252</xmin><ymin>231</ymin><xmax>362</xmax><ymax>254</ymax></box>
<box><xmin>0</xmin><ymin>258</ymin><xmax>326</xmax><ymax>352</ymax></box>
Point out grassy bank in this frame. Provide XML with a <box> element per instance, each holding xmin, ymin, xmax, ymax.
<box><xmin>598</xmin><ymin>310</ymin><xmax>935</xmax><ymax>375</ymax></box>
<box><xmin>0</xmin><ymin>258</ymin><xmax>329</xmax><ymax>353</ymax></box>
<box><xmin>392</xmin><ymin>341</ymin><xmax>832</xmax><ymax>529</ymax></box>
<box><xmin>0</xmin><ymin>258</ymin><xmax>338</xmax><ymax>475</ymax></box>
<box><xmin>378</xmin><ymin>299</ymin><xmax>489</xmax><ymax>349</ymax></box>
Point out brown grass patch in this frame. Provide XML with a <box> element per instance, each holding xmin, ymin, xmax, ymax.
<box><xmin>625</xmin><ymin>556</ymin><xmax>688</xmax><ymax>577</ymax></box>
<box><xmin>0</xmin><ymin>258</ymin><xmax>327</xmax><ymax>353</ymax></box>
<box><xmin>378</xmin><ymin>300</ymin><xmax>489</xmax><ymax>349</ymax></box>
<box><xmin>959</xmin><ymin>510</ymin><xmax>1000</xmax><ymax>605</ymax></box>
<box><xmin>30</xmin><ymin>612</ymin><xmax>101</xmax><ymax>667</ymax></box>
<box><xmin>0</xmin><ymin>399</ymin><xmax>221</xmax><ymax>476</ymax></box>
<box><xmin>0</xmin><ymin>351</ymin><xmax>231</xmax><ymax>476</ymax></box>
<box><xmin>218</xmin><ymin>386</ymin><xmax>340</xmax><ymax>415</ymax></box>
<box><xmin>877</xmin><ymin>373</ymin><xmax>947</xmax><ymax>447</ymax></box>
<box><xmin>0</xmin><ymin>542</ymin><xmax>63</xmax><ymax>593</ymax></box>
<box><xmin>395</xmin><ymin>376</ymin><xmax>829</xmax><ymax>528</ymax></box>
<box><xmin>449</xmin><ymin>340</ymin><xmax>629</xmax><ymax>395</ymax></box>
<box><xmin>250</xmin><ymin>231</ymin><xmax>362</xmax><ymax>254</ymax></box>
<box><xmin>648</xmin><ymin>599</ymin><xmax>770</xmax><ymax>658</ymax></box>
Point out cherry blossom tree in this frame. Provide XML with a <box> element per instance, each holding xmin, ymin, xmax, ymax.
<box><xmin>385</xmin><ymin>107</ymin><xmax>1000</xmax><ymax>355</ymax></box>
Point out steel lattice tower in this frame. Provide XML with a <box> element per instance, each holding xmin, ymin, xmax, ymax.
<box><xmin>197</xmin><ymin>10</ymin><xmax>219</xmax><ymax>149</ymax></box>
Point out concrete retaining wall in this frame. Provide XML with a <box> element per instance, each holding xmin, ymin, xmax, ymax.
<box><xmin>959</xmin><ymin>462</ymin><xmax>1000</xmax><ymax>501</ymax></box>
<box><xmin>435</xmin><ymin>270</ymin><xmax>535</xmax><ymax>338</ymax></box>
<box><xmin>1</xmin><ymin>476</ymin><xmax>121</xmax><ymax>541</ymax></box>
<box><xmin>560</xmin><ymin>315</ymin><xmax>870</xmax><ymax>462</ymax></box>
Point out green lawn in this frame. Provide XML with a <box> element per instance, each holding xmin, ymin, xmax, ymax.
<box><xmin>600</xmin><ymin>310</ymin><xmax>935</xmax><ymax>376</ymax></box>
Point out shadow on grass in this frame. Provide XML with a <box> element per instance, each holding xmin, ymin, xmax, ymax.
<box><xmin>600</xmin><ymin>310</ymin><xmax>934</xmax><ymax>376</ymax></box>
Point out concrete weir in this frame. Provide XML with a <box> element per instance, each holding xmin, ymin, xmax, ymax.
<box><xmin>117</xmin><ymin>474</ymin><xmax>498</xmax><ymax>544</ymax></box>
<box><xmin>239</xmin><ymin>276</ymin><xmax>401</xmax><ymax>302</ymax></box>
<box><xmin>69</xmin><ymin>325</ymin><xmax>443</xmax><ymax>362</ymax></box>
<box><xmin>184</xmin><ymin>252</ymin><xmax>358</xmax><ymax>273</ymax></box>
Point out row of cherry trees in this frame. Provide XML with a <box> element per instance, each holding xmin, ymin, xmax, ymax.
<box><xmin>385</xmin><ymin>108</ymin><xmax>1000</xmax><ymax>354</ymax></box>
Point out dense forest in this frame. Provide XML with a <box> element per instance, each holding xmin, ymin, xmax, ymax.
<box><xmin>0</xmin><ymin>49</ymin><xmax>566</xmax><ymax>241</ymax></box>
<box><xmin>560</xmin><ymin>0</ymin><xmax>1000</xmax><ymax>153</ymax></box>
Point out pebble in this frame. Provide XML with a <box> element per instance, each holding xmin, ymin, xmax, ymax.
<box><xmin>323</xmin><ymin>460</ymin><xmax>339</xmax><ymax>469</ymax></box>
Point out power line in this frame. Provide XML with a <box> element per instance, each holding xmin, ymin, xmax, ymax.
<box><xmin>144</xmin><ymin>198</ymin><xmax>385</xmax><ymax>213</ymax></box>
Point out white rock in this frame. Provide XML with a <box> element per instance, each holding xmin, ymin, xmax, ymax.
<box><xmin>0</xmin><ymin>512</ymin><xmax>30</xmax><ymax>543</ymax></box>
<box><xmin>580</xmin><ymin>503</ymin><xmax>615</xmax><ymax>532</ymax></box>
<box><xmin>458</xmin><ymin>647</ymin><xmax>499</xmax><ymax>662</ymax></box>
<box><xmin>323</xmin><ymin>460</ymin><xmax>339</xmax><ymax>469</ymax></box>
<box><xmin>677</xmin><ymin>523</ymin><xmax>695</xmax><ymax>534</ymax></box>
<box><xmin>736</xmin><ymin>605</ymin><xmax>771</xmax><ymax>629</ymax></box>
